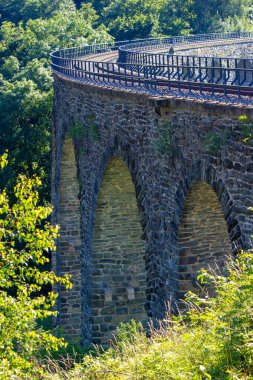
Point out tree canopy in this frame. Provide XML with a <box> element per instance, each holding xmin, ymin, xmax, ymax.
<box><xmin>0</xmin><ymin>0</ymin><xmax>75</xmax><ymax>23</ymax></box>
<box><xmin>0</xmin><ymin>2</ymin><xmax>112</xmax><ymax>197</ymax></box>
<box><xmin>82</xmin><ymin>0</ymin><xmax>253</xmax><ymax>40</ymax></box>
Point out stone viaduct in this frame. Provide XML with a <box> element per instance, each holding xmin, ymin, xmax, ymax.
<box><xmin>51</xmin><ymin>33</ymin><xmax>253</xmax><ymax>345</ymax></box>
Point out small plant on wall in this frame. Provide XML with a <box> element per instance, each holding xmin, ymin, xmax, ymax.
<box><xmin>86</xmin><ymin>114</ymin><xmax>100</xmax><ymax>142</ymax></box>
<box><xmin>204</xmin><ymin>129</ymin><xmax>231</xmax><ymax>155</ymax></box>
<box><xmin>155</xmin><ymin>120</ymin><xmax>178</xmax><ymax>157</ymax></box>
<box><xmin>68</xmin><ymin>114</ymin><xmax>100</xmax><ymax>142</ymax></box>
<box><xmin>67</xmin><ymin>121</ymin><xmax>86</xmax><ymax>139</ymax></box>
<box><xmin>239</xmin><ymin>115</ymin><xmax>253</xmax><ymax>145</ymax></box>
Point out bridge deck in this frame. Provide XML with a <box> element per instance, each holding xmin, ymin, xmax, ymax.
<box><xmin>51</xmin><ymin>33</ymin><xmax>253</xmax><ymax>105</ymax></box>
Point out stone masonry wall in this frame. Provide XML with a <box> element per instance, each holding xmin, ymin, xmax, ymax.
<box><xmin>176</xmin><ymin>42</ymin><xmax>253</xmax><ymax>58</ymax></box>
<box><xmin>91</xmin><ymin>157</ymin><xmax>146</xmax><ymax>344</ymax></box>
<box><xmin>178</xmin><ymin>182</ymin><xmax>231</xmax><ymax>299</ymax></box>
<box><xmin>55</xmin><ymin>138</ymin><xmax>82</xmax><ymax>340</ymax></box>
<box><xmin>52</xmin><ymin>75</ymin><xmax>253</xmax><ymax>344</ymax></box>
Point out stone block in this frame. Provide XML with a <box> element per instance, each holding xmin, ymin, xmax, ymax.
<box><xmin>126</xmin><ymin>287</ymin><xmax>135</xmax><ymax>300</ymax></box>
<box><xmin>104</xmin><ymin>288</ymin><xmax>113</xmax><ymax>303</ymax></box>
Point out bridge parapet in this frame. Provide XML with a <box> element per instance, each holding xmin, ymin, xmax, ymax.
<box><xmin>51</xmin><ymin>32</ymin><xmax>253</xmax><ymax>104</ymax></box>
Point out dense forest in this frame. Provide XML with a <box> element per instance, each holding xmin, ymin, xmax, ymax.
<box><xmin>0</xmin><ymin>1</ymin><xmax>253</xmax><ymax>378</ymax></box>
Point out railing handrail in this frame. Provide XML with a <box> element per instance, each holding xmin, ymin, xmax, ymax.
<box><xmin>51</xmin><ymin>32</ymin><xmax>253</xmax><ymax>104</ymax></box>
<box><xmin>51</xmin><ymin>32</ymin><xmax>253</xmax><ymax>59</ymax></box>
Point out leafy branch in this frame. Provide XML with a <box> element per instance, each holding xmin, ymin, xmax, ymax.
<box><xmin>239</xmin><ymin>115</ymin><xmax>253</xmax><ymax>145</ymax></box>
<box><xmin>155</xmin><ymin>121</ymin><xmax>178</xmax><ymax>157</ymax></box>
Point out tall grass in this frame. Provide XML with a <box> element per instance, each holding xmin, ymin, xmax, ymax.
<box><xmin>47</xmin><ymin>252</ymin><xmax>253</xmax><ymax>380</ymax></box>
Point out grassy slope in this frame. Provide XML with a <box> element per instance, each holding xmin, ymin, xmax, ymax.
<box><xmin>46</xmin><ymin>252</ymin><xmax>253</xmax><ymax>380</ymax></box>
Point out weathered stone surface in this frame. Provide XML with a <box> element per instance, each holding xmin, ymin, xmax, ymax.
<box><xmin>176</xmin><ymin>42</ymin><xmax>253</xmax><ymax>59</ymax></box>
<box><xmin>52</xmin><ymin>138</ymin><xmax>82</xmax><ymax>340</ymax></box>
<box><xmin>178</xmin><ymin>182</ymin><xmax>231</xmax><ymax>299</ymax></box>
<box><xmin>91</xmin><ymin>158</ymin><xmax>146</xmax><ymax>344</ymax></box>
<box><xmin>52</xmin><ymin>74</ymin><xmax>253</xmax><ymax>345</ymax></box>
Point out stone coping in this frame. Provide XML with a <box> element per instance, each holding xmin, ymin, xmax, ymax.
<box><xmin>54</xmin><ymin>73</ymin><xmax>253</xmax><ymax>118</ymax></box>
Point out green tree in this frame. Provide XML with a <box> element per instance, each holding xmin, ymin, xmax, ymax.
<box><xmin>0</xmin><ymin>153</ymin><xmax>71</xmax><ymax>379</ymax></box>
<box><xmin>101</xmin><ymin>0</ymin><xmax>195</xmax><ymax>40</ymax></box>
<box><xmin>82</xmin><ymin>0</ymin><xmax>111</xmax><ymax>14</ymax></box>
<box><xmin>157</xmin><ymin>0</ymin><xmax>195</xmax><ymax>36</ymax></box>
<box><xmin>190</xmin><ymin>0</ymin><xmax>251</xmax><ymax>33</ymax></box>
<box><xmin>0</xmin><ymin>0</ymin><xmax>75</xmax><ymax>23</ymax></box>
<box><xmin>102</xmin><ymin>0</ymin><xmax>161</xmax><ymax>40</ymax></box>
<box><xmin>84</xmin><ymin>0</ymin><xmax>253</xmax><ymax>37</ymax></box>
<box><xmin>0</xmin><ymin>3</ymin><xmax>112</xmax><ymax>197</ymax></box>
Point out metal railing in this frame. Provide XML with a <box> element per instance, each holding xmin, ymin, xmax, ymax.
<box><xmin>51</xmin><ymin>32</ymin><xmax>253</xmax><ymax>104</ymax></box>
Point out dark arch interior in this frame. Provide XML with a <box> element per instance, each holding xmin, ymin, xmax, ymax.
<box><xmin>178</xmin><ymin>181</ymin><xmax>231</xmax><ymax>300</ymax></box>
<box><xmin>91</xmin><ymin>157</ymin><xmax>146</xmax><ymax>344</ymax></box>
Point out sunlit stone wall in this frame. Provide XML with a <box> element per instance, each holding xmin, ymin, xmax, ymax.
<box><xmin>176</xmin><ymin>42</ymin><xmax>253</xmax><ymax>58</ymax></box>
<box><xmin>178</xmin><ymin>182</ymin><xmax>231</xmax><ymax>299</ymax></box>
<box><xmin>52</xmin><ymin>74</ymin><xmax>253</xmax><ymax>344</ymax></box>
<box><xmin>91</xmin><ymin>157</ymin><xmax>146</xmax><ymax>344</ymax></box>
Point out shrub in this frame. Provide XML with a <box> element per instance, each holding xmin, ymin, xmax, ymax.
<box><xmin>239</xmin><ymin>115</ymin><xmax>253</xmax><ymax>145</ymax></box>
<box><xmin>155</xmin><ymin>121</ymin><xmax>178</xmax><ymax>157</ymax></box>
<box><xmin>0</xmin><ymin>153</ymin><xmax>71</xmax><ymax>379</ymax></box>
<box><xmin>55</xmin><ymin>251</ymin><xmax>253</xmax><ymax>379</ymax></box>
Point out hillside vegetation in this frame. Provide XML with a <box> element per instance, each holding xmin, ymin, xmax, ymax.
<box><xmin>0</xmin><ymin>0</ymin><xmax>112</xmax><ymax>197</ymax></box>
<box><xmin>85</xmin><ymin>0</ymin><xmax>253</xmax><ymax>40</ymax></box>
<box><xmin>47</xmin><ymin>252</ymin><xmax>253</xmax><ymax>380</ymax></box>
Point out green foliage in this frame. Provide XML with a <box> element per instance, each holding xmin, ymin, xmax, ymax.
<box><xmin>204</xmin><ymin>129</ymin><xmax>231</xmax><ymax>155</ymax></box>
<box><xmin>0</xmin><ymin>0</ymin><xmax>76</xmax><ymax>23</ymax></box>
<box><xmin>239</xmin><ymin>115</ymin><xmax>253</xmax><ymax>145</ymax></box>
<box><xmin>189</xmin><ymin>0</ymin><xmax>252</xmax><ymax>33</ymax></box>
<box><xmin>49</xmin><ymin>251</ymin><xmax>253</xmax><ymax>379</ymax></box>
<box><xmin>102</xmin><ymin>0</ymin><xmax>160</xmax><ymax>40</ymax></box>
<box><xmin>83</xmin><ymin>0</ymin><xmax>253</xmax><ymax>39</ymax></box>
<box><xmin>86</xmin><ymin>115</ymin><xmax>100</xmax><ymax>142</ymax></box>
<box><xmin>155</xmin><ymin>120</ymin><xmax>178</xmax><ymax>157</ymax></box>
<box><xmin>0</xmin><ymin>3</ymin><xmax>112</xmax><ymax>198</ymax></box>
<box><xmin>84</xmin><ymin>0</ymin><xmax>111</xmax><ymax>14</ymax></box>
<box><xmin>68</xmin><ymin>115</ymin><xmax>100</xmax><ymax>142</ymax></box>
<box><xmin>114</xmin><ymin>320</ymin><xmax>144</xmax><ymax>353</ymax></box>
<box><xmin>68</xmin><ymin>122</ymin><xmax>87</xmax><ymax>140</ymax></box>
<box><xmin>156</xmin><ymin>0</ymin><xmax>195</xmax><ymax>36</ymax></box>
<box><xmin>0</xmin><ymin>154</ymin><xmax>71</xmax><ymax>379</ymax></box>
<box><xmin>100</xmin><ymin>0</ymin><xmax>194</xmax><ymax>39</ymax></box>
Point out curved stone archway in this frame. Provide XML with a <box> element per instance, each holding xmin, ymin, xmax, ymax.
<box><xmin>177</xmin><ymin>181</ymin><xmax>231</xmax><ymax>299</ymax></box>
<box><xmin>90</xmin><ymin>157</ymin><xmax>146</xmax><ymax>344</ymax></box>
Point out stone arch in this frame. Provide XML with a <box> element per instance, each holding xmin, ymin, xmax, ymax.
<box><xmin>177</xmin><ymin>181</ymin><xmax>231</xmax><ymax>298</ymax></box>
<box><xmin>90</xmin><ymin>155</ymin><xmax>146</xmax><ymax>344</ymax></box>
<box><xmin>175</xmin><ymin>162</ymin><xmax>241</xmax><ymax>247</ymax></box>
<box><xmin>174</xmin><ymin>161</ymin><xmax>241</xmax><ymax>300</ymax></box>
<box><xmin>78</xmin><ymin>138</ymin><xmax>149</xmax><ymax>345</ymax></box>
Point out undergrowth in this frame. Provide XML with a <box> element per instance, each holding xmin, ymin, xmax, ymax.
<box><xmin>46</xmin><ymin>251</ymin><xmax>253</xmax><ymax>380</ymax></box>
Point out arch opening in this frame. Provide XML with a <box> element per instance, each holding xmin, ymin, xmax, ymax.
<box><xmin>91</xmin><ymin>157</ymin><xmax>146</xmax><ymax>344</ymax></box>
<box><xmin>178</xmin><ymin>181</ymin><xmax>231</xmax><ymax>299</ymax></box>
